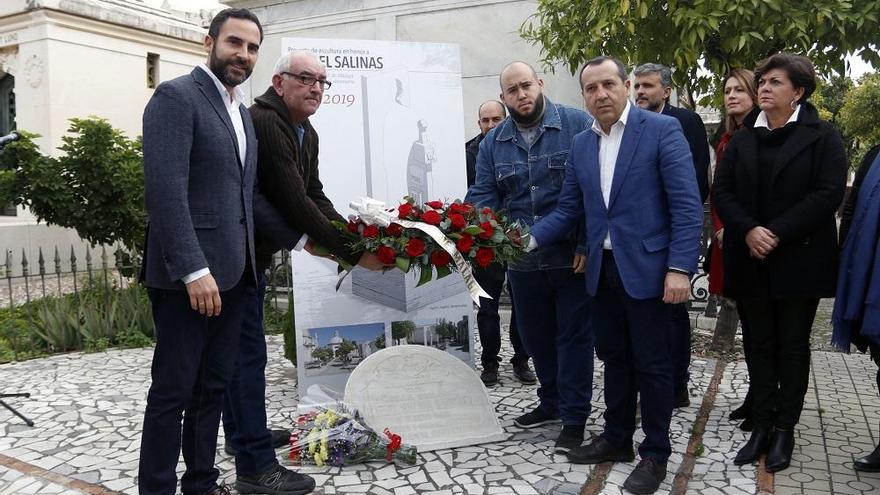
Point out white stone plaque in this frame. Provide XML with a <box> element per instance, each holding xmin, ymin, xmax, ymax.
<box><xmin>344</xmin><ymin>345</ymin><xmax>508</xmax><ymax>452</ymax></box>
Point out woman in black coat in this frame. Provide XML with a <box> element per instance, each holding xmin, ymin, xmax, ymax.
<box><xmin>712</xmin><ymin>53</ymin><xmax>847</xmax><ymax>473</ymax></box>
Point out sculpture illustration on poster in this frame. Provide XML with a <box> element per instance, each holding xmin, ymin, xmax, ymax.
<box><xmin>282</xmin><ymin>38</ymin><xmax>474</xmax><ymax>395</ymax></box>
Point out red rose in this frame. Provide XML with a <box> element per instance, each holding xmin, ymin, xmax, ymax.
<box><xmin>478</xmin><ymin>221</ymin><xmax>494</xmax><ymax>240</ymax></box>
<box><xmin>456</xmin><ymin>234</ymin><xmax>474</xmax><ymax>253</ymax></box>
<box><xmin>449</xmin><ymin>213</ymin><xmax>466</xmax><ymax>230</ymax></box>
<box><xmin>346</xmin><ymin>220</ymin><xmax>360</xmax><ymax>234</ymax></box>
<box><xmin>362</xmin><ymin>225</ymin><xmax>380</xmax><ymax>238</ymax></box>
<box><xmin>421</xmin><ymin>210</ymin><xmax>442</xmax><ymax>225</ymax></box>
<box><xmin>398</xmin><ymin>203</ymin><xmax>414</xmax><ymax>219</ymax></box>
<box><xmin>447</xmin><ymin>203</ymin><xmax>462</xmax><ymax>215</ymax></box>
<box><xmin>425</xmin><ymin>200</ymin><xmax>444</xmax><ymax>209</ymax></box>
<box><xmin>405</xmin><ymin>238</ymin><xmax>426</xmax><ymax>257</ymax></box>
<box><xmin>385</xmin><ymin>223</ymin><xmax>403</xmax><ymax>237</ymax></box>
<box><xmin>429</xmin><ymin>249</ymin><xmax>451</xmax><ymax>267</ymax></box>
<box><xmin>475</xmin><ymin>247</ymin><xmax>494</xmax><ymax>268</ymax></box>
<box><xmin>377</xmin><ymin>245</ymin><xmax>397</xmax><ymax>265</ymax></box>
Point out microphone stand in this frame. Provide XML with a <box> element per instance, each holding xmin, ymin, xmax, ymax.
<box><xmin>0</xmin><ymin>134</ymin><xmax>34</xmax><ymax>427</ymax></box>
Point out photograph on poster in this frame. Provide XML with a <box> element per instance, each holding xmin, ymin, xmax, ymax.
<box><xmin>301</xmin><ymin>322</ymin><xmax>387</xmax><ymax>378</ymax></box>
<box><xmin>390</xmin><ymin>315</ymin><xmax>471</xmax><ymax>363</ymax></box>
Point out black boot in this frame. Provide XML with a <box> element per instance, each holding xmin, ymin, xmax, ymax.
<box><xmin>765</xmin><ymin>429</ymin><xmax>795</xmax><ymax>473</ymax></box>
<box><xmin>733</xmin><ymin>426</ymin><xmax>771</xmax><ymax>465</ymax></box>
<box><xmin>854</xmin><ymin>444</ymin><xmax>880</xmax><ymax>472</ymax></box>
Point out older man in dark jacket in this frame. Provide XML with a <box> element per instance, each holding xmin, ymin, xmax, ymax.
<box><xmin>221</xmin><ymin>49</ymin><xmax>382</xmax><ymax>495</ymax></box>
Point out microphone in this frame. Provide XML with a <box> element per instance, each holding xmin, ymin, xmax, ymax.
<box><xmin>0</xmin><ymin>132</ymin><xmax>19</xmax><ymax>147</ymax></box>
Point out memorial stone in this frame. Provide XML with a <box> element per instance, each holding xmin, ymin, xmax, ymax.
<box><xmin>344</xmin><ymin>345</ymin><xmax>508</xmax><ymax>451</ymax></box>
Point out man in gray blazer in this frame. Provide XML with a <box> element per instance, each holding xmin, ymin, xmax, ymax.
<box><xmin>139</xmin><ymin>9</ymin><xmax>314</xmax><ymax>495</ymax></box>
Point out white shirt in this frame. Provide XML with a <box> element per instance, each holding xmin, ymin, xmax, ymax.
<box><xmin>591</xmin><ymin>101</ymin><xmax>631</xmax><ymax>249</ymax></box>
<box><xmin>198</xmin><ymin>64</ymin><xmax>247</xmax><ymax>166</ymax></box>
<box><xmin>754</xmin><ymin>104</ymin><xmax>801</xmax><ymax>130</ymax></box>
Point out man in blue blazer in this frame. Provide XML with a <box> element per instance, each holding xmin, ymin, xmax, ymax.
<box><xmin>139</xmin><ymin>9</ymin><xmax>314</xmax><ymax>495</ymax></box>
<box><xmin>530</xmin><ymin>56</ymin><xmax>703</xmax><ymax>494</ymax></box>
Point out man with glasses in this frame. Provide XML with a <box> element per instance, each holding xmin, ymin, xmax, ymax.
<box><xmin>223</xmin><ymin>49</ymin><xmax>382</xmax><ymax>495</ymax></box>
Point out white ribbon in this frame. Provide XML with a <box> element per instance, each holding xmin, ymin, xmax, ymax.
<box><xmin>349</xmin><ymin>197</ymin><xmax>491</xmax><ymax>306</ymax></box>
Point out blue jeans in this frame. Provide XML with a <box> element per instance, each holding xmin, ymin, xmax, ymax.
<box><xmin>507</xmin><ymin>268</ymin><xmax>593</xmax><ymax>425</ymax></box>
<box><xmin>594</xmin><ymin>251</ymin><xmax>673</xmax><ymax>462</ymax></box>
<box><xmin>222</xmin><ymin>272</ymin><xmax>277</xmax><ymax>476</ymax></box>
<box><xmin>139</xmin><ymin>276</ymin><xmax>253</xmax><ymax>495</ymax></box>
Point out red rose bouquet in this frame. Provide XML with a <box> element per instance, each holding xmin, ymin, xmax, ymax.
<box><xmin>334</xmin><ymin>197</ymin><xmax>528</xmax><ymax>296</ymax></box>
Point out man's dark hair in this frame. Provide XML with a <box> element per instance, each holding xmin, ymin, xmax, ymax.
<box><xmin>754</xmin><ymin>53</ymin><xmax>817</xmax><ymax>101</ymax></box>
<box><xmin>208</xmin><ymin>8</ymin><xmax>263</xmax><ymax>43</ymax></box>
<box><xmin>579</xmin><ymin>56</ymin><xmax>629</xmax><ymax>86</ymax></box>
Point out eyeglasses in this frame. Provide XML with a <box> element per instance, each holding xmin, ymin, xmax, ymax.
<box><xmin>281</xmin><ymin>72</ymin><xmax>332</xmax><ymax>90</ymax></box>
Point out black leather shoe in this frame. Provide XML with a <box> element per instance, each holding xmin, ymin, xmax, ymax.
<box><xmin>225</xmin><ymin>429</ymin><xmax>292</xmax><ymax>456</ymax></box>
<box><xmin>236</xmin><ymin>463</ymin><xmax>316</xmax><ymax>495</ymax></box>
<box><xmin>480</xmin><ymin>365</ymin><xmax>499</xmax><ymax>385</ymax></box>
<box><xmin>854</xmin><ymin>444</ymin><xmax>880</xmax><ymax>472</ymax></box>
<box><xmin>673</xmin><ymin>388</ymin><xmax>690</xmax><ymax>408</ymax></box>
<box><xmin>733</xmin><ymin>427</ymin><xmax>771</xmax><ymax>465</ymax></box>
<box><xmin>765</xmin><ymin>429</ymin><xmax>795</xmax><ymax>473</ymax></box>
<box><xmin>553</xmin><ymin>424</ymin><xmax>584</xmax><ymax>454</ymax></box>
<box><xmin>512</xmin><ymin>362</ymin><xmax>537</xmax><ymax>384</ymax></box>
<box><xmin>566</xmin><ymin>436</ymin><xmax>634</xmax><ymax>464</ymax></box>
<box><xmin>623</xmin><ymin>458</ymin><xmax>667</xmax><ymax>494</ymax></box>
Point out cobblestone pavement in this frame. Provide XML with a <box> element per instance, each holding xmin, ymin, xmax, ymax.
<box><xmin>1</xmin><ymin>307</ymin><xmax>879</xmax><ymax>494</ymax></box>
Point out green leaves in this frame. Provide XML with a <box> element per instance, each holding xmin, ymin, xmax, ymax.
<box><xmin>522</xmin><ymin>0</ymin><xmax>880</xmax><ymax>112</ymax></box>
<box><xmin>1</xmin><ymin>118</ymin><xmax>146</xmax><ymax>251</ymax></box>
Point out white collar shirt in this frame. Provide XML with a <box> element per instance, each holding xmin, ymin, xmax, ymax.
<box><xmin>198</xmin><ymin>63</ymin><xmax>247</xmax><ymax>167</ymax></box>
<box><xmin>590</xmin><ymin>100</ymin><xmax>631</xmax><ymax>249</ymax></box>
<box><xmin>754</xmin><ymin>104</ymin><xmax>801</xmax><ymax>130</ymax></box>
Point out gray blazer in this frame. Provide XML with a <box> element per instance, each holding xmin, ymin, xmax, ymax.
<box><xmin>142</xmin><ymin>67</ymin><xmax>302</xmax><ymax>291</ymax></box>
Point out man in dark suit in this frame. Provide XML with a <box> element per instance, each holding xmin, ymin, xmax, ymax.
<box><xmin>634</xmin><ymin>63</ymin><xmax>711</xmax><ymax>408</ymax></box>
<box><xmin>464</xmin><ymin>100</ymin><xmax>535</xmax><ymax>386</ymax></box>
<box><xmin>221</xmin><ymin>49</ymin><xmax>382</xmax><ymax>494</ymax></box>
<box><xmin>530</xmin><ymin>56</ymin><xmax>703</xmax><ymax>494</ymax></box>
<box><xmin>139</xmin><ymin>9</ymin><xmax>314</xmax><ymax>495</ymax></box>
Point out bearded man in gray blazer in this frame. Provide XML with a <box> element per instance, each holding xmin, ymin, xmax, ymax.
<box><xmin>138</xmin><ymin>9</ymin><xmax>314</xmax><ymax>495</ymax></box>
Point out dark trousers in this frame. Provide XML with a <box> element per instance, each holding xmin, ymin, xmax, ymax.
<box><xmin>222</xmin><ymin>272</ymin><xmax>276</xmax><ymax>476</ymax></box>
<box><xmin>474</xmin><ymin>262</ymin><xmax>529</xmax><ymax>369</ymax></box>
<box><xmin>670</xmin><ymin>302</ymin><xmax>691</xmax><ymax>392</ymax></box>
<box><xmin>139</xmin><ymin>276</ymin><xmax>253</xmax><ymax>495</ymax></box>
<box><xmin>737</xmin><ymin>297</ymin><xmax>819</xmax><ymax>430</ymax></box>
<box><xmin>508</xmin><ymin>267</ymin><xmax>593</xmax><ymax>425</ymax></box>
<box><xmin>594</xmin><ymin>251</ymin><xmax>674</xmax><ymax>461</ymax></box>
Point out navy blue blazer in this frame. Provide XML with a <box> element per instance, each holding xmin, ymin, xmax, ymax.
<box><xmin>142</xmin><ymin>67</ymin><xmax>302</xmax><ymax>291</ymax></box>
<box><xmin>531</xmin><ymin>105</ymin><xmax>704</xmax><ymax>299</ymax></box>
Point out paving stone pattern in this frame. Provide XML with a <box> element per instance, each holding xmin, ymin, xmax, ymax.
<box><xmin>0</xmin><ymin>309</ymin><xmax>879</xmax><ymax>494</ymax></box>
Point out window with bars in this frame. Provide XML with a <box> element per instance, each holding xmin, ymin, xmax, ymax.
<box><xmin>147</xmin><ymin>52</ymin><xmax>159</xmax><ymax>88</ymax></box>
<box><xmin>0</xmin><ymin>73</ymin><xmax>16</xmax><ymax>216</ymax></box>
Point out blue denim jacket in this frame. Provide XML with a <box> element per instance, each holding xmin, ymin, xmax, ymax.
<box><xmin>465</xmin><ymin>98</ymin><xmax>591</xmax><ymax>271</ymax></box>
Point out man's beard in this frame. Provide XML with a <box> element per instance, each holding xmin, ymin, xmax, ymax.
<box><xmin>209</xmin><ymin>48</ymin><xmax>252</xmax><ymax>87</ymax></box>
<box><xmin>507</xmin><ymin>94</ymin><xmax>546</xmax><ymax>127</ymax></box>
<box><xmin>638</xmin><ymin>97</ymin><xmax>663</xmax><ymax>112</ymax></box>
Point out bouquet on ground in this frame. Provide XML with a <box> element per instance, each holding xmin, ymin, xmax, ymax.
<box><xmin>286</xmin><ymin>407</ymin><xmax>417</xmax><ymax>467</ymax></box>
<box><xmin>334</xmin><ymin>196</ymin><xmax>529</xmax><ymax>289</ymax></box>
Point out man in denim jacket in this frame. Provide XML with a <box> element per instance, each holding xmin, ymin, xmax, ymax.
<box><xmin>466</xmin><ymin>61</ymin><xmax>594</xmax><ymax>454</ymax></box>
